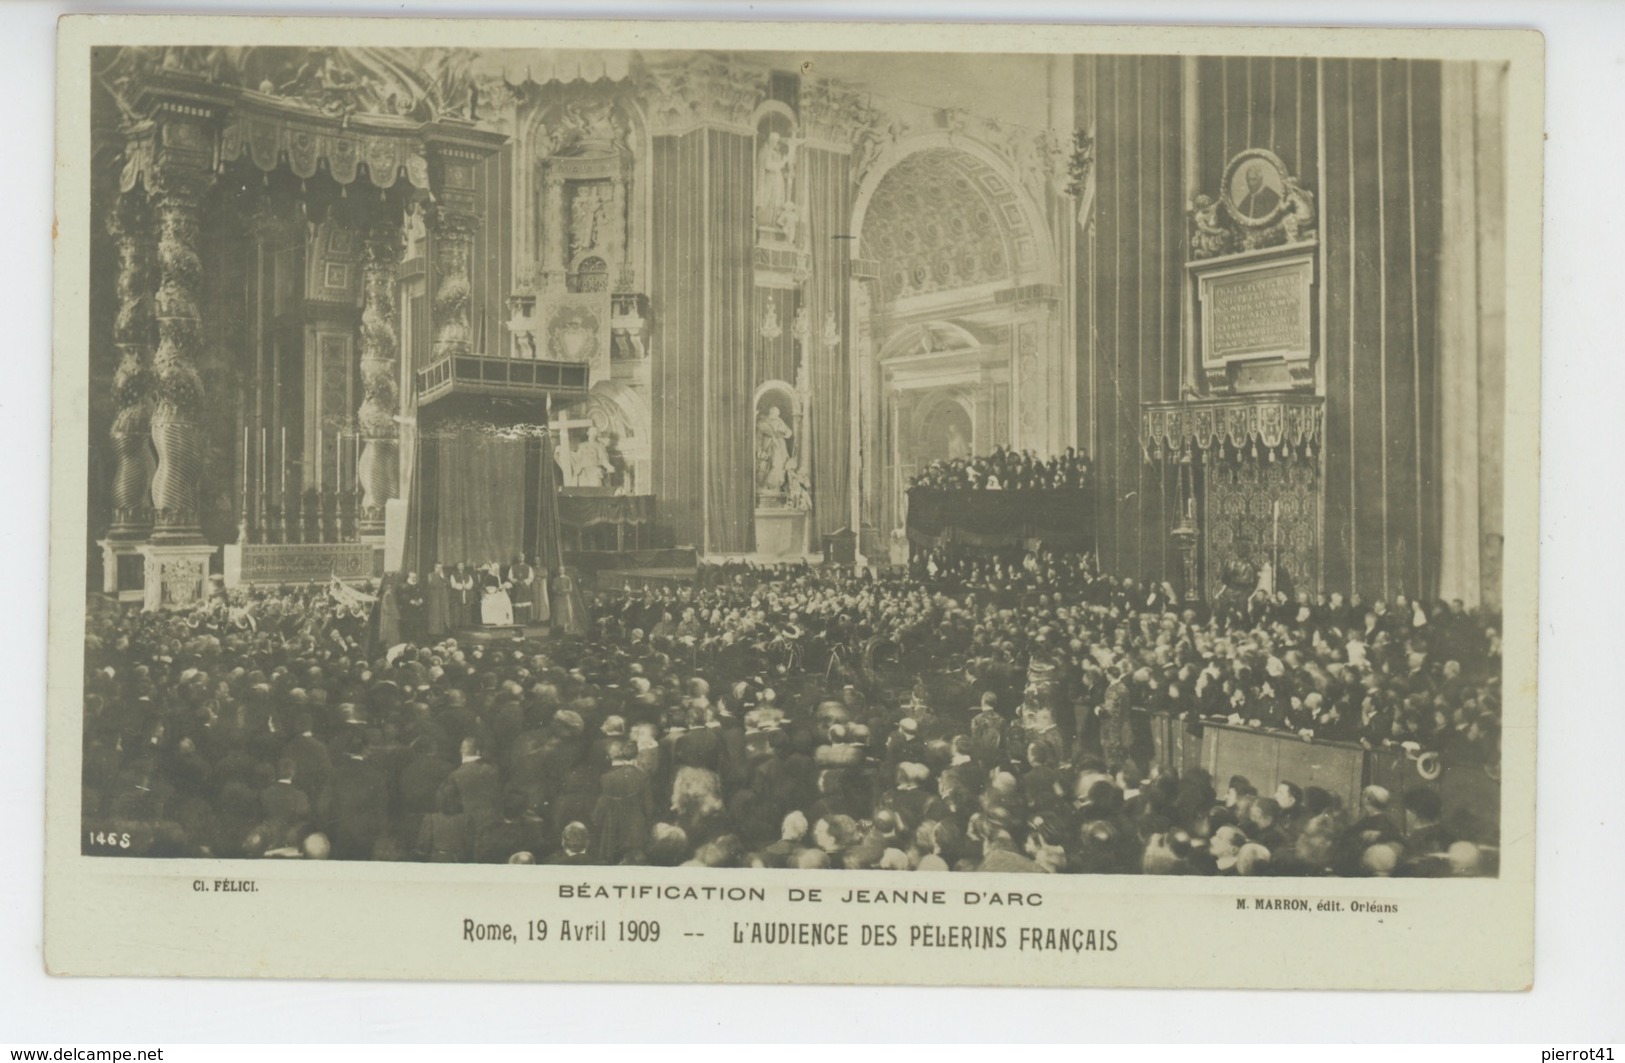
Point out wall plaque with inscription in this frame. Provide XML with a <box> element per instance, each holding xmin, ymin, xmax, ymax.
<box><xmin>1193</xmin><ymin>247</ymin><xmax>1315</xmax><ymax>391</ymax></box>
<box><xmin>236</xmin><ymin>543</ymin><xmax>381</xmax><ymax>585</ymax></box>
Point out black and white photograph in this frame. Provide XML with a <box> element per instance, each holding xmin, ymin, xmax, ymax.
<box><xmin>43</xmin><ymin>16</ymin><xmax>1543</xmax><ymax>990</ymax></box>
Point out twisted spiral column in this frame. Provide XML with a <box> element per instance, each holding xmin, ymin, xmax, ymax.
<box><xmin>356</xmin><ymin>223</ymin><xmax>402</xmax><ymax>538</ymax></box>
<box><xmin>147</xmin><ymin>171</ymin><xmax>208</xmax><ymax>543</ymax></box>
<box><xmin>106</xmin><ymin>192</ymin><xmax>156</xmax><ymax>539</ymax></box>
<box><xmin>432</xmin><ymin>208</ymin><xmax>477</xmax><ymax>360</ymax></box>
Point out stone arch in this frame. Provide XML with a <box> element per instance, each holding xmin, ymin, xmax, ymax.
<box><xmin>748</xmin><ymin>99</ymin><xmax>798</xmax><ymax>131</ymax></box>
<box><xmin>850</xmin><ymin>131</ymin><xmax>1055</xmax><ymax>288</ymax></box>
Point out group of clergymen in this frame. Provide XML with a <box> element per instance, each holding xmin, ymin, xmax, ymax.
<box><xmin>379</xmin><ymin>557</ymin><xmax>585</xmax><ymax>645</ymax></box>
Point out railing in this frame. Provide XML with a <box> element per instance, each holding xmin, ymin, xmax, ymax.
<box><xmin>416</xmin><ymin>353</ymin><xmax>590</xmax><ymax>406</ymax></box>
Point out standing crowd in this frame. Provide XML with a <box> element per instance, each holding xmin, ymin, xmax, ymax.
<box><xmin>908</xmin><ymin>445</ymin><xmax>1092</xmax><ymax>491</ymax></box>
<box><xmin>80</xmin><ymin>549</ymin><xmax>1501</xmax><ymax>877</ymax></box>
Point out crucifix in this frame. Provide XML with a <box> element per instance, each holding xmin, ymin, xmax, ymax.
<box><xmin>546</xmin><ymin>391</ymin><xmax>604</xmax><ymax>490</ymax></box>
<box><xmin>547</xmin><ymin>404</ymin><xmax>596</xmax><ymax>488</ymax></box>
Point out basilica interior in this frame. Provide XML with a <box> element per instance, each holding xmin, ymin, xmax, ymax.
<box><xmin>85</xmin><ymin>47</ymin><xmax>1506</xmax><ymax>613</ymax></box>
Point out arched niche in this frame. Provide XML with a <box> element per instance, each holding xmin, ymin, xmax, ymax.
<box><xmin>751</xmin><ymin>100</ymin><xmax>801</xmax><ymax>242</ymax></box>
<box><xmin>910</xmin><ymin>388</ymin><xmax>977</xmax><ymax>468</ymax></box>
<box><xmin>752</xmin><ymin>378</ymin><xmax>802</xmax><ymax>507</ymax></box>
<box><xmin>751</xmin><ymin>377</ymin><xmax>809</xmax><ymax>557</ymax></box>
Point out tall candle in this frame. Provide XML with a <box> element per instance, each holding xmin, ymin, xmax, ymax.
<box><xmin>1272</xmin><ymin>500</ymin><xmax>1279</xmax><ymax>546</ymax></box>
<box><xmin>281</xmin><ymin>426</ymin><xmax>288</xmax><ymax>503</ymax></box>
<box><xmin>242</xmin><ymin>425</ymin><xmax>249</xmax><ymax>500</ymax></box>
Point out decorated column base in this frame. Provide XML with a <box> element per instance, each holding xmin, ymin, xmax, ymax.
<box><xmin>139</xmin><ymin>542</ymin><xmax>216</xmax><ymax>612</ymax></box>
<box><xmin>96</xmin><ymin>538</ymin><xmax>148</xmax><ymax>601</ymax></box>
<box><xmin>1170</xmin><ymin>519</ymin><xmax>1202</xmax><ymax>602</ymax></box>
<box><xmin>753</xmin><ymin>508</ymin><xmax>807</xmax><ymax>560</ymax></box>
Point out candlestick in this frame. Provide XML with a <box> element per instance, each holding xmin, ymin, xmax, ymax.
<box><xmin>258</xmin><ymin>425</ymin><xmax>268</xmax><ymax>536</ymax></box>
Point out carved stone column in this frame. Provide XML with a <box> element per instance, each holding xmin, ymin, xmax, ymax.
<box><xmin>431</xmin><ymin>208</ymin><xmax>477</xmax><ymax>361</ymax></box>
<box><xmin>146</xmin><ymin>167</ymin><xmax>209</xmax><ymax>543</ymax></box>
<box><xmin>541</xmin><ymin>173</ymin><xmax>568</xmax><ymax>285</ymax></box>
<box><xmin>608</xmin><ymin>173</ymin><xmax>628</xmax><ymax>288</ymax></box>
<box><xmin>356</xmin><ymin>223</ymin><xmax>402</xmax><ymax>539</ymax></box>
<box><xmin>105</xmin><ymin>192</ymin><xmax>156</xmax><ymax>540</ymax></box>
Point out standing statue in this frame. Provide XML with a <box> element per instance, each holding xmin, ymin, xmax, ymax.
<box><xmin>572</xmin><ymin>426</ymin><xmax>615</xmax><ymax>488</ymax></box>
<box><xmin>755</xmin><ymin>405</ymin><xmax>794</xmax><ymax>497</ymax></box>
<box><xmin>570</xmin><ymin>186</ymin><xmax>602</xmax><ymax>258</ymax></box>
<box><xmin>756</xmin><ymin>130</ymin><xmax>800</xmax><ymax>230</ymax></box>
<box><xmin>945</xmin><ymin>422</ymin><xmax>971</xmax><ymax>461</ymax></box>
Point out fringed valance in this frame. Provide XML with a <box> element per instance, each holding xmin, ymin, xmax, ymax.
<box><xmin>1141</xmin><ymin>395</ymin><xmax>1324</xmax><ymax>461</ymax></box>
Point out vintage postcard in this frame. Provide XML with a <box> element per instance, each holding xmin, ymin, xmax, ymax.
<box><xmin>46</xmin><ymin>15</ymin><xmax>1541</xmax><ymax>988</ymax></box>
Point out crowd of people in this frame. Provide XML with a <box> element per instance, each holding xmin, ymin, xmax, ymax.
<box><xmin>79</xmin><ymin>547</ymin><xmax>1501</xmax><ymax>876</ymax></box>
<box><xmin>908</xmin><ymin>445</ymin><xmax>1092</xmax><ymax>491</ymax></box>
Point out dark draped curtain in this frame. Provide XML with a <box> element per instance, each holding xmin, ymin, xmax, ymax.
<box><xmin>807</xmin><ymin>146</ymin><xmax>852</xmax><ymax>539</ymax></box>
<box><xmin>706</xmin><ymin>128</ymin><xmax>756</xmax><ymax>552</ymax></box>
<box><xmin>433</xmin><ymin>430</ymin><xmax>526</xmax><ymax>567</ymax></box>
<box><xmin>906</xmin><ymin>488</ymin><xmax>1098</xmax><ymax>551</ymax></box>
<box><xmin>535</xmin><ymin>431</ymin><xmax>564</xmax><ymax>578</ymax></box>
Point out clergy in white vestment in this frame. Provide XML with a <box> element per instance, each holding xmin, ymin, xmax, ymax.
<box><xmin>479</xmin><ymin>561</ymin><xmax>515</xmax><ymax>626</ymax></box>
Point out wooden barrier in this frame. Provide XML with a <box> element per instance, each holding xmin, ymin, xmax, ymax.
<box><xmin>1147</xmin><ymin>712</ymin><xmax>1205</xmax><ymax>778</ymax></box>
<box><xmin>1145</xmin><ymin>714</ymin><xmax>1501</xmax><ymax>834</ymax></box>
<box><xmin>1200</xmin><ymin>721</ymin><xmax>1366</xmax><ymax>809</ymax></box>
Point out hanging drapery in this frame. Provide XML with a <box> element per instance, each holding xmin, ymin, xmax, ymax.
<box><xmin>705</xmin><ymin>128</ymin><xmax>756</xmax><ymax>552</ymax></box>
<box><xmin>432</xmin><ymin>429</ymin><xmax>526</xmax><ymax>567</ymax></box>
<box><xmin>534</xmin><ymin>431</ymin><xmax>564</xmax><ymax>577</ymax></box>
<box><xmin>806</xmin><ymin>145</ymin><xmax>853</xmax><ymax>539</ymax></box>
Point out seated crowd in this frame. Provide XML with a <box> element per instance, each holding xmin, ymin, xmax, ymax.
<box><xmin>79</xmin><ymin>549</ymin><xmax>1500</xmax><ymax>876</ymax></box>
<box><xmin>909</xmin><ymin>445</ymin><xmax>1091</xmax><ymax>491</ymax></box>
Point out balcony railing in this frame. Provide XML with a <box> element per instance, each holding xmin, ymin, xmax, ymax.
<box><xmin>416</xmin><ymin>353</ymin><xmax>590</xmax><ymax>408</ymax></box>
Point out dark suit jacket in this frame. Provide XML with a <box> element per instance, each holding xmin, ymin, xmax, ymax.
<box><xmin>449</xmin><ymin>759</ymin><xmax>503</xmax><ymax>830</ymax></box>
<box><xmin>260</xmin><ymin>780</ymin><xmax>312</xmax><ymax>838</ymax></box>
<box><xmin>326</xmin><ymin>755</ymin><xmax>389</xmax><ymax>859</ymax></box>
<box><xmin>283</xmin><ymin>734</ymin><xmax>332</xmax><ymax>799</ymax></box>
<box><xmin>673</xmin><ymin>726</ymin><xmax>723</xmax><ymax>774</ymax></box>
